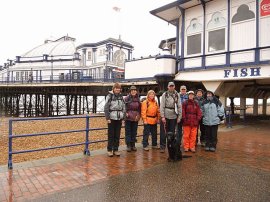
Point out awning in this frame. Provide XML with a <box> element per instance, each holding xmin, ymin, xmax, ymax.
<box><xmin>150</xmin><ymin>0</ymin><xmax>211</xmax><ymax>25</ymax></box>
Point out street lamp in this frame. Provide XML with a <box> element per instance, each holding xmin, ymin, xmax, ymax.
<box><xmin>50</xmin><ymin>55</ymin><xmax>53</xmax><ymax>81</ymax></box>
<box><xmin>104</xmin><ymin>49</ymin><xmax>109</xmax><ymax>80</ymax></box>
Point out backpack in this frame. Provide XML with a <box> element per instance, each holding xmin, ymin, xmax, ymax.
<box><xmin>107</xmin><ymin>93</ymin><xmax>124</xmax><ymax>106</ymax></box>
<box><xmin>165</xmin><ymin>91</ymin><xmax>179</xmax><ymax>104</ymax></box>
<box><xmin>183</xmin><ymin>100</ymin><xmax>199</xmax><ymax>115</ymax></box>
<box><xmin>141</xmin><ymin>97</ymin><xmax>158</xmax><ymax>111</ymax></box>
<box><xmin>125</xmin><ymin>95</ymin><xmax>141</xmax><ymax>111</ymax></box>
<box><xmin>202</xmin><ymin>96</ymin><xmax>222</xmax><ymax>107</ymax></box>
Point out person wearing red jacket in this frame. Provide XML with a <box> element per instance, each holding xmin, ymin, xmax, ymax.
<box><xmin>182</xmin><ymin>91</ymin><xmax>202</xmax><ymax>152</ymax></box>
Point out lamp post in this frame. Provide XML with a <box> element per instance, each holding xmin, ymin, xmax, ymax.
<box><xmin>104</xmin><ymin>49</ymin><xmax>109</xmax><ymax>81</ymax></box>
<box><xmin>50</xmin><ymin>55</ymin><xmax>53</xmax><ymax>82</ymax></box>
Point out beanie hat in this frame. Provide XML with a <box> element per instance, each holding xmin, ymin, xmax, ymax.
<box><xmin>130</xmin><ymin>85</ymin><xmax>137</xmax><ymax>90</ymax></box>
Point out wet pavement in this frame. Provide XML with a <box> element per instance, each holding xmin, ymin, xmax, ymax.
<box><xmin>33</xmin><ymin>157</ymin><xmax>270</xmax><ymax>202</ymax></box>
<box><xmin>0</xmin><ymin>120</ymin><xmax>270</xmax><ymax>202</ymax></box>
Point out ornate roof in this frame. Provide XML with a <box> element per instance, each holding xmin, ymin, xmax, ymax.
<box><xmin>22</xmin><ymin>36</ymin><xmax>76</xmax><ymax>57</ymax></box>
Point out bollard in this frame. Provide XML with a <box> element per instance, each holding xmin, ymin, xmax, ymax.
<box><xmin>84</xmin><ymin>115</ymin><xmax>90</xmax><ymax>156</ymax></box>
<box><xmin>8</xmin><ymin>120</ymin><xmax>13</xmax><ymax>169</ymax></box>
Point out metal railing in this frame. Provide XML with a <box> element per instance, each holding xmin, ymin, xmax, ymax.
<box><xmin>0</xmin><ymin>74</ymin><xmax>125</xmax><ymax>84</ymax></box>
<box><xmin>8</xmin><ymin>115</ymin><xmax>143</xmax><ymax>169</ymax></box>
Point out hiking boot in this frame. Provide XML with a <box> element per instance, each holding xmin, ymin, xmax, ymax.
<box><xmin>113</xmin><ymin>151</ymin><xmax>121</xmax><ymax>156</ymax></box>
<box><xmin>107</xmin><ymin>151</ymin><xmax>113</xmax><ymax>157</ymax></box>
<box><xmin>143</xmin><ymin>146</ymin><xmax>149</xmax><ymax>151</ymax></box>
<box><xmin>190</xmin><ymin>148</ymin><xmax>196</xmax><ymax>153</ymax></box>
<box><xmin>205</xmin><ymin>147</ymin><xmax>210</xmax><ymax>151</ymax></box>
<box><xmin>131</xmin><ymin>146</ymin><xmax>137</xmax><ymax>151</ymax></box>
<box><xmin>152</xmin><ymin>145</ymin><xmax>160</xmax><ymax>149</ymax></box>
<box><xmin>209</xmin><ymin>147</ymin><xmax>216</xmax><ymax>152</ymax></box>
<box><xmin>127</xmin><ymin>144</ymin><xmax>132</xmax><ymax>152</ymax></box>
<box><xmin>131</xmin><ymin>143</ymin><xmax>137</xmax><ymax>151</ymax></box>
<box><xmin>160</xmin><ymin>148</ymin><xmax>165</xmax><ymax>153</ymax></box>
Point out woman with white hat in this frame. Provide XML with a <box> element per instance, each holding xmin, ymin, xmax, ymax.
<box><xmin>182</xmin><ymin>91</ymin><xmax>202</xmax><ymax>152</ymax></box>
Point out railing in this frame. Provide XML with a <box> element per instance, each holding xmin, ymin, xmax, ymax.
<box><xmin>8</xmin><ymin>115</ymin><xmax>143</xmax><ymax>169</ymax></box>
<box><xmin>225</xmin><ymin>107</ymin><xmax>246</xmax><ymax>128</ymax></box>
<box><xmin>0</xmin><ymin>74</ymin><xmax>126</xmax><ymax>84</ymax></box>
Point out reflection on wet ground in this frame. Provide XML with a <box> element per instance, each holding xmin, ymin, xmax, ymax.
<box><xmin>0</xmin><ymin>121</ymin><xmax>269</xmax><ymax>201</ymax></box>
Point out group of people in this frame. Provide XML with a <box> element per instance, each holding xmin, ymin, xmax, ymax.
<box><xmin>104</xmin><ymin>82</ymin><xmax>225</xmax><ymax>157</ymax></box>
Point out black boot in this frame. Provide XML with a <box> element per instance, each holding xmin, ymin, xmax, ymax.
<box><xmin>127</xmin><ymin>143</ymin><xmax>132</xmax><ymax>152</ymax></box>
<box><xmin>131</xmin><ymin>142</ymin><xmax>137</xmax><ymax>151</ymax></box>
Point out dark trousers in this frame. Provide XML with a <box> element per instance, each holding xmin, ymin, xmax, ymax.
<box><xmin>177</xmin><ymin>121</ymin><xmax>183</xmax><ymax>145</ymax></box>
<box><xmin>160</xmin><ymin>118</ymin><xmax>177</xmax><ymax>149</ymax></box>
<box><xmin>107</xmin><ymin>120</ymin><xmax>122</xmax><ymax>151</ymax></box>
<box><xmin>125</xmin><ymin>120</ymin><xmax>138</xmax><ymax>145</ymax></box>
<box><xmin>142</xmin><ymin>124</ymin><xmax>158</xmax><ymax>147</ymax></box>
<box><xmin>205</xmin><ymin>125</ymin><xmax>218</xmax><ymax>148</ymax></box>
<box><xmin>197</xmin><ymin>119</ymin><xmax>206</xmax><ymax>143</ymax></box>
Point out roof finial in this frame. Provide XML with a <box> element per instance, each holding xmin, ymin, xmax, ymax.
<box><xmin>163</xmin><ymin>39</ymin><xmax>170</xmax><ymax>54</ymax></box>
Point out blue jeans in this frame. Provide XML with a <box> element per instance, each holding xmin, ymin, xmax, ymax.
<box><xmin>125</xmin><ymin>120</ymin><xmax>138</xmax><ymax>145</ymax></box>
<box><xmin>142</xmin><ymin>124</ymin><xmax>157</xmax><ymax>148</ymax></box>
<box><xmin>160</xmin><ymin>118</ymin><xmax>177</xmax><ymax>149</ymax></box>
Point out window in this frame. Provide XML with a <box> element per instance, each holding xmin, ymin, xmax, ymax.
<box><xmin>20</xmin><ymin>72</ymin><xmax>24</xmax><ymax>80</ymax></box>
<box><xmin>208</xmin><ymin>29</ymin><xmax>225</xmax><ymax>52</ymax></box>
<box><xmin>232</xmin><ymin>4</ymin><xmax>255</xmax><ymax>23</ymax></box>
<box><xmin>16</xmin><ymin>72</ymin><xmax>19</xmax><ymax>81</ymax></box>
<box><xmin>186</xmin><ymin>18</ymin><xmax>203</xmax><ymax>55</ymax></box>
<box><xmin>89</xmin><ymin>69</ymin><xmax>92</xmax><ymax>77</ymax></box>
<box><xmin>187</xmin><ymin>34</ymin><xmax>202</xmax><ymax>55</ymax></box>
<box><xmin>207</xmin><ymin>12</ymin><xmax>226</xmax><ymax>53</ymax></box>
<box><xmin>87</xmin><ymin>51</ymin><xmax>92</xmax><ymax>60</ymax></box>
<box><xmin>25</xmin><ymin>71</ymin><xmax>29</xmax><ymax>81</ymax></box>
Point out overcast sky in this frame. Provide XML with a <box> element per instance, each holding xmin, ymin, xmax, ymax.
<box><xmin>0</xmin><ymin>0</ymin><xmax>176</xmax><ymax>64</ymax></box>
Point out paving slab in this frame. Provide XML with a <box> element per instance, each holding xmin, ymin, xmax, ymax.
<box><xmin>0</xmin><ymin>121</ymin><xmax>269</xmax><ymax>202</ymax></box>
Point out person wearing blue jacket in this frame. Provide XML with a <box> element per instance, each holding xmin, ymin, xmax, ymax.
<box><xmin>202</xmin><ymin>91</ymin><xmax>225</xmax><ymax>152</ymax></box>
<box><xmin>177</xmin><ymin>85</ymin><xmax>188</xmax><ymax>146</ymax></box>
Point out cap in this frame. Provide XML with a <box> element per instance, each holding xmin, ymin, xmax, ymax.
<box><xmin>130</xmin><ymin>85</ymin><xmax>137</xmax><ymax>90</ymax></box>
<box><xmin>180</xmin><ymin>85</ymin><xmax>187</xmax><ymax>90</ymax></box>
<box><xmin>187</xmin><ymin>90</ymin><xmax>195</xmax><ymax>95</ymax></box>
<box><xmin>168</xmin><ymin>82</ymin><xmax>175</xmax><ymax>87</ymax></box>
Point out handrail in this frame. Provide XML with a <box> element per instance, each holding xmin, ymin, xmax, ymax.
<box><xmin>7</xmin><ymin>115</ymin><xmax>143</xmax><ymax>169</ymax></box>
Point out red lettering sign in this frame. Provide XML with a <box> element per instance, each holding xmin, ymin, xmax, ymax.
<box><xmin>261</xmin><ymin>0</ymin><xmax>270</xmax><ymax>17</ymax></box>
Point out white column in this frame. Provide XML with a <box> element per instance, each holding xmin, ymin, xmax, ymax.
<box><xmin>219</xmin><ymin>96</ymin><xmax>226</xmax><ymax>107</ymax></box>
<box><xmin>240</xmin><ymin>97</ymin><xmax>246</xmax><ymax>119</ymax></box>
<box><xmin>253</xmin><ymin>98</ymin><xmax>259</xmax><ymax>116</ymax></box>
<box><xmin>262</xmin><ymin>98</ymin><xmax>267</xmax><ymax>115</ymax></box>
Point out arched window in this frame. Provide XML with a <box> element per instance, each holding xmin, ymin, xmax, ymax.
<box><xmin>207</xmin><ymin>12</ymin><xmax>226</xmax><ymax>52</ymax></box>
<box><xmin>186</xmin><ymin>18</ymin><xmax>203</xmax><ymax>55</ymax></box>
<box><xmin>232</xmin><ymin>4</ymin><xmax>255</xmax><ymax>23</ymax></box>
<box><xmin>231</xmin><ymin>3</ymin><xmax>256</xmax><ymax>51</ymax></box>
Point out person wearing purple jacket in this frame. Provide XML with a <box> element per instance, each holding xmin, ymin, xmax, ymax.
<box><xmin>124</xmin><ymin>86</ymin><xmax>141</xmax><ymax>152</ymax></box>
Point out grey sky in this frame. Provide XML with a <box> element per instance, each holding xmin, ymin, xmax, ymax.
<box><xmin>0</xmin><ymin>0</ymin><xmax>175</xmax><ymax>64</ymax></box>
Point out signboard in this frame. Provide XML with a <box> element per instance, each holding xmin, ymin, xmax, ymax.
<box><xmin>261</xmin><ymin>0</ymin><xmax>270</xmax><ymax>17</ymax></box>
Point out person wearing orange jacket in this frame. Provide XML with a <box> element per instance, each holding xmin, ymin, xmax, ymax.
<box><xmin>141</xmin><ymin>90</ymin><xmax>160</xmax><ymax>151</ymax></box>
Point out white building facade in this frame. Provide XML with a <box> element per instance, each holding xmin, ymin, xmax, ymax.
<box><xmin>0</xmin><ymin>36</ymin><xmax>133</xmax><ymax>82</ymax></box>
<box><xmin>149</xmin><ymin>0</ymin><xmax>270</xmax><ymax>100</ymax></box>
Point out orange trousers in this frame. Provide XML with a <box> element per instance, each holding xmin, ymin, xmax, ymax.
<box><xmin>183</xmin><ymin>126</ymin><xmax>198</xmax><ymax>150</ymax></box>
